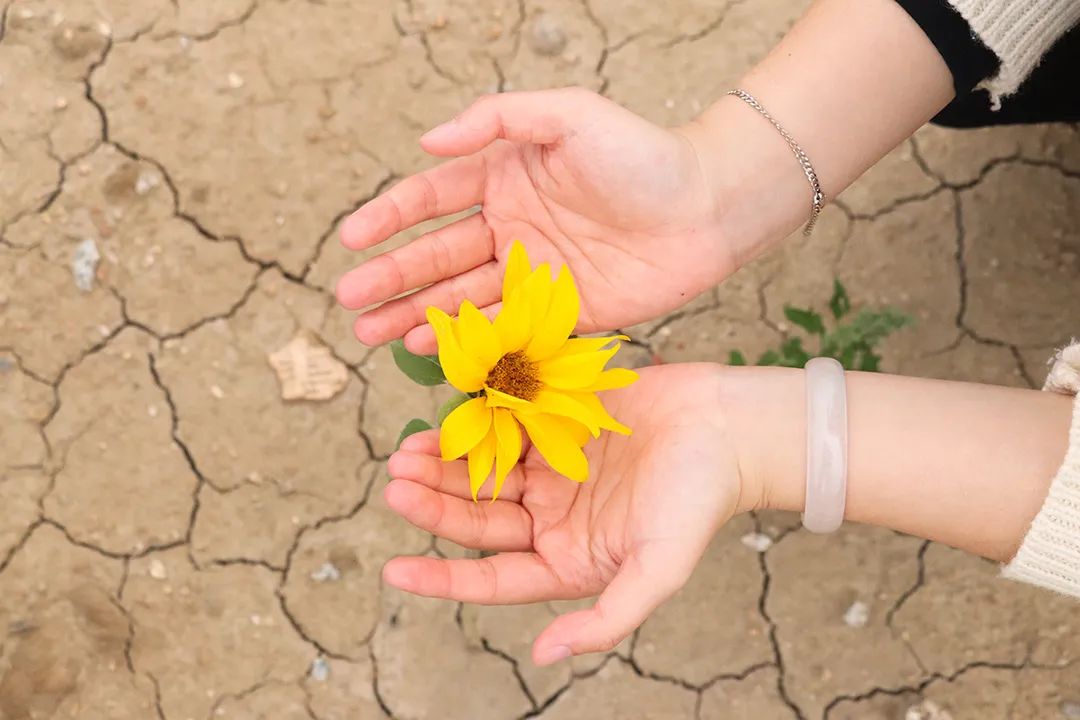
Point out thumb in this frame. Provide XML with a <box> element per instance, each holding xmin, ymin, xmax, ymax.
<box><xmin>419</xmin><ymin>89</ymin><xmax>585</xmax><ymax>157</ymax></box>
<box><xmin>531</xmin><ymin>549</ymin><xmax>691</xmax><ymax>666</ymax></box>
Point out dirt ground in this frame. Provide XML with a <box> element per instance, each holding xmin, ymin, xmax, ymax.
<box><xmin>2</xmin><ymin>0</ymin><xmax>1080</xmax><ymax>718</ymax></box>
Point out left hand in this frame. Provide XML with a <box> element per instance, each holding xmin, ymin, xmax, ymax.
<box><xmin>381</xmin><ymin>364</ymin><xmax>744</xmax><ymax>665</ymax></box>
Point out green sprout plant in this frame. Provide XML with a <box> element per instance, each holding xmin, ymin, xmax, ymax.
<box><xmin>727</xmin><ymin>279</ymin><xmax>912</xmax><ymax>371</ymax></box>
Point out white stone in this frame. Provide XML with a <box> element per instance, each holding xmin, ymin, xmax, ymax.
<box><xmin>740</xmin><ymin>532</ymin><xmax>773</xmax><ymax>553</ymax></box>
<box><xmin>310</xmin><ymin>562</ymin><xmax>341</xmax><ymax>583</ymax></box>
<box><xmin>71</xmin><ymin>238</ymin><xmax>101</xmax><ymax>292</ymax></box>
<box><xmin>148</xmin><ymin>559</ymin><xmax>168</xmax><ymax>580</ymax></box>
<box><xmin>843</xmin><ymin>600</ymin><xmax>869</xmax><ymax>628</ymax></box>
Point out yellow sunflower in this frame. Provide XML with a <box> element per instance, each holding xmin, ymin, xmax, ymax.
<box><xmin>428</xmin><ymin>240</ymin><xmax>638</xmax><ymax>500</ymax></box>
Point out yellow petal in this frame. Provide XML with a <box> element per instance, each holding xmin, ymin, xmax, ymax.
<box><xmin>492</xmin><ymin>409</ymin><xmax>522</xmax><ymax>501</ymax></box>
<box><xmin>427</xmin><ymin>307</ymin><xmax>487</xmax><ymax>393</ymax></box>
<box><xmin>580</xmin><ymin>367</ymin><xmax>639</xmax><ymax>393</ymax></box>
<box><xmin>518</xmin><ymin>413</ymin><xmax>589</xmax><ymax>482</ymax></box>
<box><xmin>440</xmin><ymin>397</ymin><xmax>492</xmax><ymax>461</ymax></box>
<box><xmin>564</xmin><ymin>419</ymin><xmax>593</xmax><ymax>447</ymax></box>
<box><xmin>502</xmin><ymin>240</ymin><xmax>532</xmax><ymax>302</ymax></box>
<box><xmin>468</xmin><ymin>429</ymin><xmax>497</xmax><ymax>501</ymax></box>
<box><xmin>493</xmin><ymin>285</ymin><xmax>531</xmax><ymax>354</ymax></box>
<box><xmin>532</xmin><ymin>389</ymin><xmax>600</xmax><ymax>437</ymax></box>
<box><xmin>484</xmin><ymin>386</ymin><xmax>539</xmax><ymax>414</ymax></box>
<box><xmin>525</xmin><ymin>266</ymin><xmax>580</xmax><ymax>361</ymax></box>
<box><xmin>545</xmin><ymin>335</ymin><xmax>628</xmax><ymax>361</ymax></box>
<box><xmin>567</xmin><ymin>391</ymin><xmax>632</xmax><ymax>435</ymax></box>
<box><xmin>456</xmin><ymin>301</ymin><xmax>501</xmax><ymax>370</ymax></box>
<box><xmin>537</xmin><ymin>344</ymin><xmax>619</xmax><ymax>390</ymax></box>
<box><xmin>521</xmin><ymin>264</ymin><xmax>553</xmax><ymax>340</ymax></box>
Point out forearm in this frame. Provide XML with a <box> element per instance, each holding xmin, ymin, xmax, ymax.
<box><xmin>679</xmin><ymin>0</ymin><xmax>954</xmax><ymax>265</ymax></box>
<box><xmin>722</xmin><ymin>366</ymin><xmax>1074</xmax><ymax>561</ymax></box>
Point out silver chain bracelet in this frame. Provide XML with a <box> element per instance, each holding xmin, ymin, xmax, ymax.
<box><xmin>727</xmin><ymin>89</ymin><xmax>825</xmax><ymax>236</ymax></box>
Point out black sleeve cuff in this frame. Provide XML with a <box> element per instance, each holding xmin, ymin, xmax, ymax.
<box><xmin>894</xmin><ymin>0</ymin><xmax>1001</xmax><ymax>97</ymax></box>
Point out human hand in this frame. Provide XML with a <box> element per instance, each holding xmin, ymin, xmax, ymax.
<box><xmin>336</xmin><ymin>88</ymin><xmax>736</xmax><ymax>354</ymax></box>
<box><xmin>380</xmin><ymin>363</ymin><xmax>744</xmax><ymax>664</ymax></box>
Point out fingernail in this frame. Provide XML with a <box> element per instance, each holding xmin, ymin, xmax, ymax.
<box><xmin>535</xmin><ymin>645</ymin><xmax>572</xmax><ymax>666</ymax></box>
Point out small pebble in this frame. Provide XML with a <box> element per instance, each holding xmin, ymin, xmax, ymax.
<box><xmin>740</xmin><ymin>532</ymin><xmax>773</xmax><ymax>552</ymax></box>
<box><xmin>210</xmin><ymin>385</ymin><xmax>224</xmax><ymax>399</ymax></box>
<box><xmin>274</xmin><ymin>214</ymin><xmax>285</xmax><ymax>227</ymax></box>
<box><xmin>71</xmin><ymin>238</ymin><xmax>100</xmax><ymax>292</ymax></box>
<box><xmin>665</xmin><ymin>98</ymin><xmax>675</xmax><ymax>109</ymax></box>
<box><xmin>17</xmin><ymin>7</ymin><xmax>34</xmax><ymax>19</ymax></box>
<box><xmin>310</xmin><ymin>657</ymin><xmax>330</xmax><ymax>682</ymax></box>
<box><xmin>97</xmin><ymin>21</ymin><xmax>111</xmax><ymax>37</ymax></box>
<box><xmin>54</xmin><ymin>96</ymin><xmax>68</xmax><ymax>111</ymax></box>
<box><xmin>310</xmin><ymin>562</ymin><xmax>341</xmax><ymax>583</ymax></box>
<box><xmin>135</xmin><ymin>170</ymin><xmax>159</xmax><ymax>195</ymax></box>
<box><xmin>148</xmin><ymin>559</ymin><xmax>168</xmax><ymax>580</ymax></box>
<box><xmin>1062</xmin><ymin>700</ymin><xmax>1080</xmax><ymax>719</ymax></box>
<box><xmin>148</xmin><ymin>405</ymin><xmax>159</xmax><ymax>418</ymax></box>
<box><xmin>226</xmin><ymin>72</ymin><xmax>245</xmax><ymax>89</ymax></box>
<box><xmin>527</xmin><ymin>13</ymin><xmax>567</xmax><ymax>56</ymax></box>
<box><xmin>904</xmin><ymin>699</ymin><xmax>952</xmax><ymax>720</ymax></box>
<box><xmin>843</xmin><ymin>600</ymin><xmax>869</xmax><ymax>628</ymax></box>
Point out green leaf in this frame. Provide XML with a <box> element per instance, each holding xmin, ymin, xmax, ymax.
<box><xmin>396</xmin><ymin>418</ymin><xmax>434</xmax><ymax>450</ymax></box>
<box><xmin>756</xmin><ymin>350</ymin><xmax>781</xmax><ymax>366</ymax></box>
<box><xmin>829</xmin><ymin>279</ymin><xmax>851</xmax><ymax>320</ymax></box>
<box><xmin>857</xmin><ymin>349</ymin><xmax>882</xmax><ymax>372</ymax></box>
<box><xmin>827</xmin><ymin>309</ymin><xmax>913</xmax><ymax>351</ymax></box>
<box><xmin>784</xmin><ymin>307</ymin><xmax>826</xmax><ymax>336</ymax></box>
<box><xmin>728</xmin><ymin>350</ymin><xmax>747</xmax><ymax>366</ymax></box>
<box><xmin>837</xmin><ymin>344</ymin><xmax>858</xmax><ymax>370</ymax></box>
<box><xmin>779</xmin><ymin>336</ymin><xmax>812</xmax><ymax>368</ymax></box>
<box><xmin>390</xmin><ymin>339</ymin><xmax>446</xmax><ymax>386</ymax></box>
<box><xmin>436</xmin><ymin>392</ymin><xmax>470</xmax><ymax>426</ymax></box>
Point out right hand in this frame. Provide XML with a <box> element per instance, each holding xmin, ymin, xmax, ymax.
<box><xmin>336</xmin><ymin>87</ymin><xmax>738</xmax><ymax>354</ymax></box>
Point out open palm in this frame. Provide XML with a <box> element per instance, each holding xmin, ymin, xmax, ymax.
<box><xmin>382</xmin><ymin>364</ymin><xmax>741</xmax><ymax>664</ymax></box>
<box><xmin>337</xmin><ymin>88</ymin><xmax>733</xmax><ymax>354</ymax></box>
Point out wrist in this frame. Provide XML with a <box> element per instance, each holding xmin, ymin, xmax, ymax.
<box><xmin>715</xmin><ymin>364</ymin><xmax>807</xmax><ymax>516</ymax></box>
<box><xmin>675</xmin><ymin>95</ymin><xmax>818</xmax><ymax>272</ymax></box>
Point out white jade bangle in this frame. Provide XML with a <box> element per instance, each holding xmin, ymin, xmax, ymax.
<box><xmin>802</xmin><ymin>357</ymin><xmax>848</xmax><ymax>533</ymax></box>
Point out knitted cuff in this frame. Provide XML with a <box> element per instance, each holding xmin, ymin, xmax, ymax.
<box><xmin>948</xmin><ymin>0</ymin><xmax>1080</xmax><ymax>107</ymax></box>
<box><xmin>1002</xmin><ymin>342</ymin><xmax>1080</xmax><ymax>597</ymax></box>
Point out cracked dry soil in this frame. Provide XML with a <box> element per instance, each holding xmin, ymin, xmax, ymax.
<box><xmin>1</xmin><ymin>1</ymin><xmax>1079</xmax><ymax>718</ymax></box>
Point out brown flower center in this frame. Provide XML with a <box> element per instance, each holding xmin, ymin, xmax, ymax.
<box><xmin>485</xmin><ymin>351</ymin><xmax>542</xmax><ymax>401</ymax></box>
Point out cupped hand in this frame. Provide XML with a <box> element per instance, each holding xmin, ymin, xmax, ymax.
<box><xmin>336</xmin><ymin>87</ymin><xmax>734</xmax><ymax>355</ymax></box>
<box><xmin>381</xmin><ymin>364</ymin><xmax>743</xmax><ymax>665</ymax></box>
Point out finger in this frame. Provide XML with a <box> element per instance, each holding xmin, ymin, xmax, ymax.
<box><xmin>531</xmin><ymin>549</ymin><xmax>690</xmax><ymax>666</ymax></box>
<box><xmin>419</xmin><ymin>89</ymin><xmax>582</xmax><ymax>157</ymax></box>
<box><xmin>387</xmin><ymin>448</ymin><xmax>525</xmax><ymax>503</ymax></box>
<box><xmin>382</xmin><ymin>553</ymin><xmax>571</xmax><ymax>604</ymax></box>
<box><xmin>398</xmin><ymin>428</ymin><xmax>441</xmax><ymax>454</ymax></box>
<box><xmin>384</xmin><ymin>479</ymin><xmax>533</xmax><ymax>551</ymax></box>
<box><xmin>353</xmin><ymin>262</ymin><xmax>502</xmax><ymax>347</ymax></box>
<box><xmin>340</xmin><ymin>154</ymin><xmax>486</xmax><ymax>250</ymax></box>
<box><xmin>336</xmin><ymin>212</ymin><xmax>494</xmax><ymax>310</ymax></box>
<box><xmin>403</xmin><ymin>302</ymin><xmax>502</xmax><ymax>356</ymax></box>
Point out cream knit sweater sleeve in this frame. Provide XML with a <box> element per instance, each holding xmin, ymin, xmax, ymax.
<box><xmin>947</xmin><ymin>0</ymin><xmax>1080</xmax><ymax>106</ymax></box>
<box><xmin>1002</xmin><ymin>342</ymin><xmax>1080</xmax><ymax>597</ymax></box>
